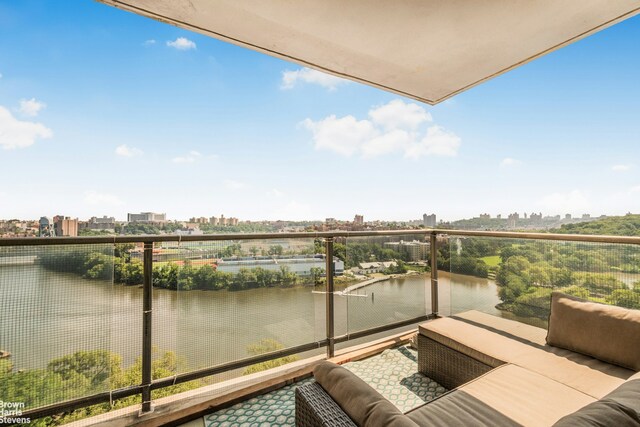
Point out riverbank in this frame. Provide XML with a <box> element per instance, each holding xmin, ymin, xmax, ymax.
<box><xmin>341</xmin><ymin>271</ymin><xmax>424</xmax><ymax>294</ymax></box>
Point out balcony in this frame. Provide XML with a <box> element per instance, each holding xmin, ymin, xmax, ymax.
<box><xmin>1</xmin><ymin>229</ymin><xmax>639</xmax><ymax>426</ymax></box>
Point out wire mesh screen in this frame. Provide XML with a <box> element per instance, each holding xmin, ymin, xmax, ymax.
<box><xmin>446</xmin><ymin>236</ymin><xmax>640</xmax><ymax>328</ymax></box>
<box><xmin>145</xmin><ymin>237</ymin><xmax>323</xmax><ymax>393</ymax></box>
<box><xmin>0</xmin><ymin>244</ymin><xmax>118</xmax><ymax>411</ymax></box>
<box><xmin>342</xmin><ymin>235</ymin><xmax>428</xmax><ymax>337</ymax></box>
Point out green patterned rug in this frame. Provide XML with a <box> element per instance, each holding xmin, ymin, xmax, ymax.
<box><xmin>204</xmin><ymin>345</ymin><xmax>447</xmax><ymax>427</ymax></box>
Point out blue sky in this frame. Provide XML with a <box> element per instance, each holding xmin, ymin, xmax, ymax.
<box><xmin>1</xmin><ymin>1</ymin><xmax>639</xmax><ymax>222</ymax></box>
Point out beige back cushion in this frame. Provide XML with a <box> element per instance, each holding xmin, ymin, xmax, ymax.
<box><xmin>313</xmin><ymin>361</ymin><xmax>418</xmax><ymax>427</ymax></box>
<box><xmin>547</xmin><ymin>292</ymin><xmax>640</xmax><ymax>371</ymax></box>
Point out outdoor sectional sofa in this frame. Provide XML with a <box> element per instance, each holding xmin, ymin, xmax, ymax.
<box><xmin>295</xmin><ymin>292</ymin><xmax>640</xmax><ymax>426</ymax></box>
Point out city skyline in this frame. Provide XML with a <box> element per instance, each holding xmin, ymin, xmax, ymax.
<box><xmin>0</xmin><ymin>210</ymin><xmax>607</xmax><ymax>224</ymax></box>
<box><xmin>1</xmin><ymin>2</ymin><xmax>640</xmax><ymax>221</ymax></box>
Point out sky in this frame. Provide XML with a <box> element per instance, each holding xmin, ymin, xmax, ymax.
<box><xmin>1</xmin><ymin>1</ymin><xmax>639</xmax><ymax>222</ymax></box>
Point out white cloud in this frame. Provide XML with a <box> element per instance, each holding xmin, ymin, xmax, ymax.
<box><xmin>405</xmin><ymin>125</ymin><xmax>461</xmax><ymax>158</ymax></box>
<box><xmin>18</xmin><ymin>98</ymin><xmax>46</xmax><ymax>117</ymax></box>
<box><xmin>224</xmin><ymin>179</ymin><xmax>246</xmax><ymax>190</ymax></box>
<box><xmin>302</xmin><ymin>115</ymin><xmax>377</xmax><ymax>157</ymax></box>
<box><xmin>143</xmin><ymin>39</ymin><xmax>156</xmax><ymax>46</ymax></box>
<box><xmin>281</xmin><ymin>68</ymin><xmax>348</xmax><ymax>91</ymax></box>
<box><xmin>302</xmin><ymin>99</ymin><xmax>460</xmax><ymax>159</ymax></box>
<box><xmin>361</xmin><ymin>129</ymin><xmax>411</xmax><ymax>158</ymax></box>
<box><xmin>500</xmin><ymin>157</ymin><xmax>522</xmax><ymax>167</ymax></box>
<box><xmin>84</xmin><ymin>191</ymin><xmax>124</xmax><ymax>206</ymax></box>
<box><xmin>172</xmin><ymin>150</ymin><xmax>201</xmax><ymax>163</ymax></box>
<box><xmin>538</xmin><ymin>190</ymin><xmax>590</xmax><ymax>214</ymax></box>
<box><xmin>368</xmin><ymin>99</ymin><xmax>432</xmax><ymax>130</ymax></box>
<box><xmin>167</xmin><ymin>37</ymin><xmax>196</xmax><ymax>50</ymax></box>
<box><xmin>115</xmin><ymin>144</ymin><xmax>143</xmax><ymax>157</ymax></box>
<box><xmin>612</xmin><ymin>164</ymin><xmax>631</xmax><ymax>172</ymax></box>
<box><xmin>0</xmin><ymin>106</ymin><xmax>53</xmax><ymax>149</ymax></box>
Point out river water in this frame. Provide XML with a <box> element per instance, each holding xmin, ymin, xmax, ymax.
<box><xmin>1</xmin><ymin>264</ymin><xmax>638</xmax><ymax>372</ymax></box>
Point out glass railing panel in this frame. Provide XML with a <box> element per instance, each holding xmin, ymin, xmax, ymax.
<box><xmin>447</xmin><ymin>235</ymin><xmax>640</xmax><ymax>328</ymax></box>
<box><xmin>149</xmin><ymin>237</ymin><xmax>323</xmax><ymax>387</ymax></box>
<box><xmin>340</xmin><ymin>234</ymin><xmax>429</xmax><ymax>341</ymax></box>
<box><xmin>0</xmin><ymin>243</ymin><xmax>123</xmax><ymax>411</ymax></box>
<box><xmin>443</xmin><ymin>235</ymin><xmax>507</xmax><ymax>318</ymax></box>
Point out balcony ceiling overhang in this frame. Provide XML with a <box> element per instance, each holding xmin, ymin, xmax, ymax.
<box><xmin>98</xmin><ymin>0</ymin><xmax>640</xmax><ymax>105</ymax></box>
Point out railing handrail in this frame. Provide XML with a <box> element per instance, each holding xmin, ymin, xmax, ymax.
<box><xmin>438</xmin><ymin>229</ymin><xmax>640</xmax><ymax>244</ymax></box>
<box><xmin>2</xmin><ymin>228</ymin><xmax>640</xmax><ymax>246</ymax></box>
<box><xmin>0</xmin><ymin>229</ymin><xmax>430</xmax><ymax>246</ymax></box>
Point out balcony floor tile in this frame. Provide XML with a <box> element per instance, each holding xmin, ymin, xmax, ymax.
<box><xmin>201</xmin><ymin>345</ymin><xmax>447</xmax><ymax>427</ymax></box>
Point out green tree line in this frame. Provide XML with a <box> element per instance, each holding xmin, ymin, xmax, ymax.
<box><xmin>0</xmin><ymin>349</ymin><xmax>200</xmax><ymax>426</ymax></box>
<box><xmin>494</xmin><ymin>241</ymin><xmax>640</xmax><ymax>318</ymax></box>
<box><xmin>38</xmin><ymin>247</ymin><xmax>310</xmax><ymax>291</ymax></box>
<box><xmin>2</xmin><ymin>336</ymin><xmax>295</xmax><ymax>426</ymax></box>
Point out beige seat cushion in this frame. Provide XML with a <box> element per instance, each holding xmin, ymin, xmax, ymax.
<box><xmin>459</xmin><ymin>364</ymin><xmax>595</xmax><ymax>427</ymax></box>
<box><xmin>407</xmin><ymin>365</ymin><xmax>596</xmax><ymax>427</ymax></box>
<box><xmin>511</xmin><ymin>346</ymin><xmax>632</xmax><ymax>399</ymax></box>
<box><xmin>547</xmin><ymin>292</ymin><xmax>640</xmax><ymax>371</ymax></box>
<box><xmin>405</xmin><ymin>388</ymin><xmax>520</xmax><ymax>427</ymax></box>
<box><xmin>420</xmin><ymin>313</ymin><xmax>635</xmax><ymax>398</ymax></box>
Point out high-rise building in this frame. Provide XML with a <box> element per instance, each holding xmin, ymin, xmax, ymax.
<box><xmin>53</xmin><ymin>216</ymin><xmax>78</xmax><ymax>237</ymax></box>
<box><xmin>354</xmin><ymin>214</ymin><xmax>364</xmax><ymax>225</ymax></box>
<box><xmin>39</xmin><ymin>217</ymin><xmax>55</xmax><ymax>237</ymax></box>
<box><xmin>507</xmin><ymin>212</ymin><xmax>520</xmax><ymax>228</ymax></box>
<box><xmin>423</xmin><ymin>213</ymin><xmax>436</xmax><ymax>227</ymax></box>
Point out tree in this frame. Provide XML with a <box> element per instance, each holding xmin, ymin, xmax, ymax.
<box><xmin>498</xmin><ymin>273</ymin><xmax>527</xmax><ymax>303</ymax></box>
<box><xmin>243</xmin><ymin>339</ymin><xmax>299</xmax><ymax>375</ymax></box>
<box><xmin>277</xmin><ymin>266</ymin><xmax>298</xmax><ymax>287</ymax></box>
<box><xmin>607</xmin><ymin>289</ymin><xmax>640</xmax><ymax>309</ymax></box>
<box><xmin>309</xmin><ymin>267</ymin><xmax>325</xmax><ymax>285</ymax></box>
<box><xmin>0</xmin><ymin>348</ymin><xmax>204</xmax><ymax>426</ymax></box>
<box><xmin>47</xmin><ymin>351</ymin><xmax>122</xmax><ymax>391</ymax></box>
<box><xmin>231</xmin><ymin>268</ymin><xmax>257</xmax><ymax>290</ymax></box>
<box><xmin>254</xmin><ymin>267</ymin><xmax>277</xmax><ymax>288</ymax></box>
<box><xmin>268</xmin><ymin>245</ymin><xmax>284</xmax><ymax>256</ymax></box>
<box><xmin>153</xmin><ymin>263</ymin><xmax>179</xmax><ymax>290</ymax></box>
<box><xmin>496</xmin><ymin>256</ymin><xmax>531</xmax><ymax>287</ymax></box>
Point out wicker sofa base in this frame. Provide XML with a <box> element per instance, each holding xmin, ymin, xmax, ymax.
<box><xmin>295</xmin><ymin>381</ymin><xmax>357</xmax><ymax>427</ymax></box>
<box><xmin>417</xmin><ymin>334</ymin><xmax>494</xmax><ymax>390</ymax></box>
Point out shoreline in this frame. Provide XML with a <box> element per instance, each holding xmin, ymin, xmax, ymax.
<box><xmin>341</xmin><ymin>271</ymin><xmax>425</xmax><ymax>294</ymax></box>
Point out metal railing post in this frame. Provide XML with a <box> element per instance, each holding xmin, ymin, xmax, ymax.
<box><xmin>430</xmin><ymin>232</ymin><xmax>439</xmax><ymax>316</ymax></box>
<box><xmin>141</xmin><ymin>241</ymin><xmax>154</xmax><ymax>413</ymax></box>
<box><xmin>325</xmin><ymin>238</ymin><xmax>335</xmax><ymax>358</ymax></box>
